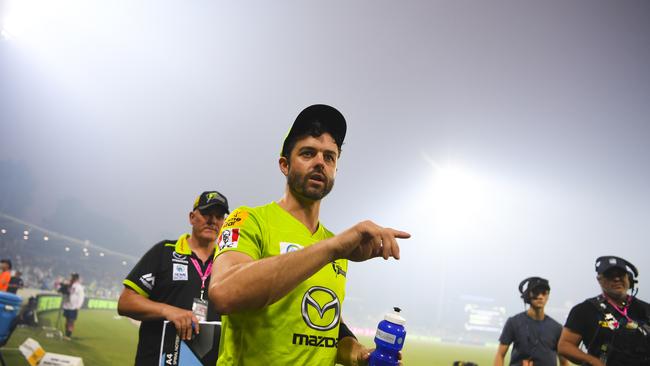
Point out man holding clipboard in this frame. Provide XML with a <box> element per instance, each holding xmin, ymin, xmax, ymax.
<box><xmin>118</xmin><ymin>191</ymin><xmax>229</xmax><ymax>365</ymax></box>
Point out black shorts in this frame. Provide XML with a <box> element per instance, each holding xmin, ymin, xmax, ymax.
<box><xmin>63</xmin><ymin>309</ymin><xmax>78</xmax><ymax>320</ymax></box>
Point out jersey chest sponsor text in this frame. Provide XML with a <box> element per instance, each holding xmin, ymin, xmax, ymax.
<box><xmin>292</xmin><ymin>333</ymin><xmax>338</xmax><ymax>348</ymax></box>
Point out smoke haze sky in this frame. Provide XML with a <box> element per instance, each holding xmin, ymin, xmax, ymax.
<box><xmin>2</xmin><ymin>0</ymin><xmax>649</xmax><ymax>330</ymax></box>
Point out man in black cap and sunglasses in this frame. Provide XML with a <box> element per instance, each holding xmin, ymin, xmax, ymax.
<box><xmin>559</xmin><ymin>255</ymin><xmax>650</xmax><ymax>366</ymax></box>
<box><xmin>494</xmin><ymin>277</ymin><xmax>567</xmax><ymax>366</ymax></box>
<box><xmin>118</xmin><ymin>190</ymin><xmax>229</xmax><ymax>366</ymax></box>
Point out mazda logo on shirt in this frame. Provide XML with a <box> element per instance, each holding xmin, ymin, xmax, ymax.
<box><xmin>301</xmin><ymin>286</ymin><xmax>340</xmax><ymax>331</ymax></box>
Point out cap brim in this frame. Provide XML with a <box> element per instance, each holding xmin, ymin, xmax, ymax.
<box><xmin>531</xmin><ymin>284</ymin><xmax>550</xmax><ymax>291</ymax></box>
<box><xmin>196</xmin><ymin>202</ymin><xmax>229</xmax><ymax>214</ymax></box>
<box><xmin>598</xmin><ymin>264</ymin><xmax>627</xmax><ymax>274</ymax></box>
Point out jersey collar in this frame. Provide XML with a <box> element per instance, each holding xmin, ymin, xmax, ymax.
<box><xmin>174</xmin><ymin>233</ymin><xmax>217</xmax><ymax>259</ymax></box>
<box><xmin>175</xmin><ymin>233</ymin><xmax>193</xmax><ymax>255</ymax></box>
<box><xmin>271</xmin><ymin>201</ymin><xmax>326</xmax><ymax>237</ymax></box>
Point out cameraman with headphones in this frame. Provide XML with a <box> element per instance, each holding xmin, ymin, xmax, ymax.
<box><xmin>558</xmin><ymin>255</ymin><xmax>650</xmax><ymax>366</ymax></box>
<box><xmin>494</xmin><ymin>277</ymin><xmax>568</xmax><ymax>366</ymax></box>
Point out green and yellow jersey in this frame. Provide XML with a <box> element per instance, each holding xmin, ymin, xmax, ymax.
<box><xmin>215</xmin><ymin>202</ymin><xmax>348</xmax><ymax>366</ymax></box>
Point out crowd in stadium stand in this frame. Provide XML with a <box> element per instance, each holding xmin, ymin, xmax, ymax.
<box><xmin>1</xmin><ymin>235</ymin><xmax>124</xmax><ymax>299</ymax></box>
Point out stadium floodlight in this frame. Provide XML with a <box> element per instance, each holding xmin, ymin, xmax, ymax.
<box><xmin>23</xmin><ymin>235</ymin><xmax>29</xmax><ymax>240</ymax></box>
<box><xmin>82</xmin><ymin>247</ymin><xmax>88</xmax><ymax>252</ymax></box>
<box><xmin>122</xmin><ymin>261</ymin><xmax>127</xmax><ymax>266</ymax></box>
<box><xmin>423</xmin><ymin>158</ymin><xmax>489</xmax><ymax>235</ymax></box>
<box><xmin>1</xmin><ymin>229</ymin><xmax>6</xmax><ymax>234</ymax></box>
<box><xmin>23</xmin><ymin>230</ymin><xmax>29</xmax><ymax>235</ymax></box>
<box><xmin>65</xmin><ymin>246</ymin><xmax>70</xmax><ymax>252</ymax></box>
<box><xmin>43</xmin><ymin>235</ymin><xmax>49</xmax><ymax>241</ymax></box>
<box><xmin>99</xmin><ymin>252</ymin><xmax>105</xmax><ymax>257</ymax></box>
<box><xmin>84</xmin><ymin>252</ymin><xmax>89</xmax><ymax>257</ymax></box>
<box><xmin>0</xmin><ymin>0</ymin><xmax>49</xmax><ymax>41</ymax></box>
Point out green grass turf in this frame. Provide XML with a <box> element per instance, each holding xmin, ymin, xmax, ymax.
<box><xmin>2</xmin><ymin>309</ymin><xmax>139</xmax><ymax>366</ymax></box>
<box><xmin>357</xmin><ymin>336</ymin><xmax>496</xmax><ymax>366</ymax></box>
<box><xmin>2</xmin><ymin>311</ymin><xmax>500</xmax><ymax>365</ymax></box>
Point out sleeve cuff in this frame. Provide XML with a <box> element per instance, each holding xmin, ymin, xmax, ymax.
<box><xmin>123</xmin><ymin>279</ymin><xmax>150</xmax><ymax>298</ymax></box>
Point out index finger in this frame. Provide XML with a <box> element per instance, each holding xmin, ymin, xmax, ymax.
<box><xmin>390</xmin><ymin>229</ymin><xmax>410</xmax><ymax>239</ymax></box>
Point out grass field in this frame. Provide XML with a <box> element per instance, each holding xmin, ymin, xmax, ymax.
<box><xmin>2</xmin><ymin>309</ymin><xmax>498</xmax><ymax>365</ymax></box>
<box><xmin>3</xmin><ymin>309</ymin><xmax>138</xmax><ymax>365</ymax></box>
<box><xmin>358</xmin><ymin>336</ymin><xmax>495</xmax><ymax>365</ymax></box>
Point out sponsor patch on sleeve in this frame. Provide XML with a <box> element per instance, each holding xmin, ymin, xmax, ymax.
<box><xmin>139</xmin><ymin>273</ymin><xmax>155</xmax><ymax>290</ymax></box>
<box><xmin>218</xmin><ymin>228</ymin><xmax>240</xmax><ymax>250</ymax></box>
<box><xmin>222</xmin><ymin>209</ymin><xmax>249</xmax><ymax>229</ymax></box>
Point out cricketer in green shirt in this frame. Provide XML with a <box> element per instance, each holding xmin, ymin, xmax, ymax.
<box><xmin>209</xmin><ymin>104</ymin><xmax>408</xmax><ymax>366</ymax></box>
<box><xmin>215</xmin><ymin>202</ymin><xmax>348</xmax><ymax>365</ymax></box>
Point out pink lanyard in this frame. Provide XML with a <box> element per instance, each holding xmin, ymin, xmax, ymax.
<box><xmin>190</xmin><ymin>257</ymin><xmax>213</xmax><ymax>300</ymax></box>
<box><xmin>604</xmin><ymin>295</ymin><xmax>633</xmax><ymax>323</ymax></box>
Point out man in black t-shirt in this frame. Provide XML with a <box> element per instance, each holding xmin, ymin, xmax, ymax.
<box><xmin>494</xmin><ymin>277</ymin><xmax>568</xmax><ymax>366</ymax></box>
<box><xmin>558</xmin><ymin>256</ymin><xmax>650</xmax><ymax>366</ymax></box>
<box><xmin>118</xmin><ymin>191</ymin><xmax>229</xmax><ymax>366</ymax></box>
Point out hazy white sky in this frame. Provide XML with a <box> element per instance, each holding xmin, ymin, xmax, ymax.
<box><xmin>2</xmin><ymin>0</ymin><xmax>649</xmax><ymax>330</ymax></box>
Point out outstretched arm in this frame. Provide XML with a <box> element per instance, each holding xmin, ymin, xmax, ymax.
<box><xmin>209</xmin><ymin>221</ymin><xmax>410</xmax><ymax>314</ymax></box>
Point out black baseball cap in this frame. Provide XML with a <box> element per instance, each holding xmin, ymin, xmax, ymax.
<box><xmin>528</xmin><ymin>277</ymin><xmax>550</xmax><ymax>292</ymax></box>
<box><xmin>595</xmin><ymin>255</ymin><xmax>638</xmax><ymax>277</ymax></box>
<box><xmin>281</xmin><ymin>104</ymin><xmax>347</xmax><ymax>157</ymax></box>
<box><xmin>519</xmin><ymin>277</ymin><xmax>550</xmax><ymax>294</ymax></box>
<box><xmin>193</xmin><ymin>191</ymin><xmax>229</xmax><ymax>214</ymax></box>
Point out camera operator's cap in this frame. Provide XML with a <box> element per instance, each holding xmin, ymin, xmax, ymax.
<box><xmin>519</xmin><ymin>277</ymin><xmax>550</xmax><ymax>295</ymax></box>
<box><xmin>280</xmin><ymin>104</ymin><xmax>347</xmax><ymax>157</ymax></box>
<box><xmin>193</xmin><ymin>191</ymin><xmax>229</xmax><ymax>214</ymax></box>
<box><xmin>528</xmin><ymin>277</ymin><xmax>550</xmax><ymax>292</ymax></box>
<box><xmin>595</xmin><ymin>255</ymin><xmax>637</xmax><ymax>276</ymax></box>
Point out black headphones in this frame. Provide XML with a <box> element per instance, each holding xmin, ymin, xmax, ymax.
<box><xmin>595</xmin><ymin>255</ymin><xmax>639</xmax><ymax>291</ymax></box>
<box><xmin>518</xmin><ymin>277</ymin><xmax>550</xmax><ymax>304</ymax></box>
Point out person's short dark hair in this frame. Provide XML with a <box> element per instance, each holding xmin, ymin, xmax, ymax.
<box><xmin>1</xmin><ymin>259</ymin><xmax>12</xmax><ymax>270</ymax></box>
<box><xmin>281</xmin><ymin>104</ymin><xmax>347</xmax><ymax>159</ymax></box>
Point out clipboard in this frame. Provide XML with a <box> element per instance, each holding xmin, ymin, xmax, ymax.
<box><xmin>158</xmin><ymin>320</ymin><xmax>221</xmax><ymax>366</ymax></box>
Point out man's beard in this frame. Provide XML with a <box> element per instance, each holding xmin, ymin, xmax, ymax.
<box><xmin>287</xmin><ymin>167</ymin><xmax>335</xmax><ymax>201</ymax></box>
